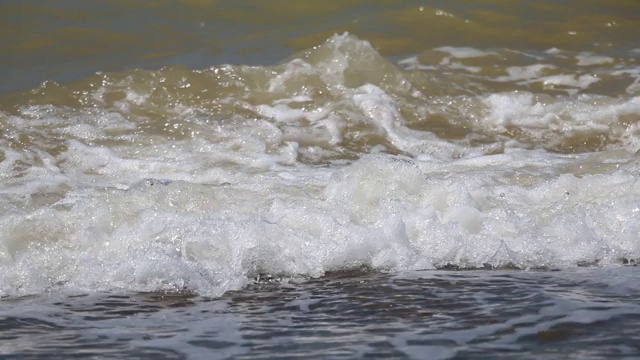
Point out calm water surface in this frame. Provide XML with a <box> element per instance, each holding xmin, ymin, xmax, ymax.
<box><xmin>1</xmin><ymin>1</ymin><xmax>640</xmax><ymax>358</ymax></box>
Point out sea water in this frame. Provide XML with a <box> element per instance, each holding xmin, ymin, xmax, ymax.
<box><xmin>1</xmin><ymin>1</ymin><xmax>640</xmax><ymax>358</ymax></box>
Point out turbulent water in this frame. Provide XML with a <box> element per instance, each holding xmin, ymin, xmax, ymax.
<box><xmin>1</xmin><ymin>1</ymin><xmax>640</xmax><ymax>358</ymax></box>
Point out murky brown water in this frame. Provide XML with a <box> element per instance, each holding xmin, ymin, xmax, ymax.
<box><xmin>2</xmin><ymin>0</ymin><xmax>639</xmax><ymax>94</ymax></box>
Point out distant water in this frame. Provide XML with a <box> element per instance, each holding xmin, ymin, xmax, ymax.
<box><xmin>1</xmin><ymin>1</ymin><xmax>640</xmax><ymax>358</ymax></box>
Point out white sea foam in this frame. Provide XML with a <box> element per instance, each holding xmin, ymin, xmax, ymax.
<box><xmin>477</xmin><ymin>92</ymin><xmax>640</xmax><ymax>151</ymax></box>
<box><xmin>498</xmin><ymin>64</ymin><xmax>556</xmax><ymax>82</ymax></box>
<box><xmin>2</xmin><ymin>147</ymin><xmax>640</xmax><ymax>297</ymax></box>
<box><xmin>1</xmin><ymin>34</ymin><xmax>639</xmax><ymax>298</ymax></box>
<box><xmin>434</xmin><ymin>46</ymin><xmax>495</xmax><ymax>59</ymax></box>
<box><xmin>576</xmin><ymin>53</ymin><xmax>614</xmax><ymax>66</ymax></box>
<box><xmin>400</xmin><ymin>44</ymin><xmax>639</xmax><ymax>96</ymax></box>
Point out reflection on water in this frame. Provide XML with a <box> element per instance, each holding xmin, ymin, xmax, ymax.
<box><xmin>2</xmin><ymin>269</ymin><xmax>640</xmax><ymax>359</ymax></box>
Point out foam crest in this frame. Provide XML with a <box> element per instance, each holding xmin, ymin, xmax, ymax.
<box><xmin>478</xmin><ymin>93</ymin><xmax>640</xmax><ymax>152</ymax></box>
<box><xmin>2</xmin><ymin>149</ymin><xmax>640</xmax><ymax>297</ymax></box>
<box><xmin>1</xmin><ymin>34</ymin><xmax>640</xmax><ymax>298</ymax></box>
<box><xmin>4</xmin><ymin>34</ymin><xmax>640</xmax><ymax>162</ymax></box>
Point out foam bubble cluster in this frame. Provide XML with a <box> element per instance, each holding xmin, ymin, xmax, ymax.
<box><xmin>1</xmin><ymin>34</ymin><xmax>639</xmax><ymax>297</ymax></box>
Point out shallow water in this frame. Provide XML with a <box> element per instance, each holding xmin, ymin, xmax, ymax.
<box><xmin>3</xmin><ymin>269</ymin><xmax>640</xmax><ymax>359</ymax></box>
<box><xmin>1</xmin><ymin>0</ymin><xmax>640</xmax><ymax>358</ymax></box>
